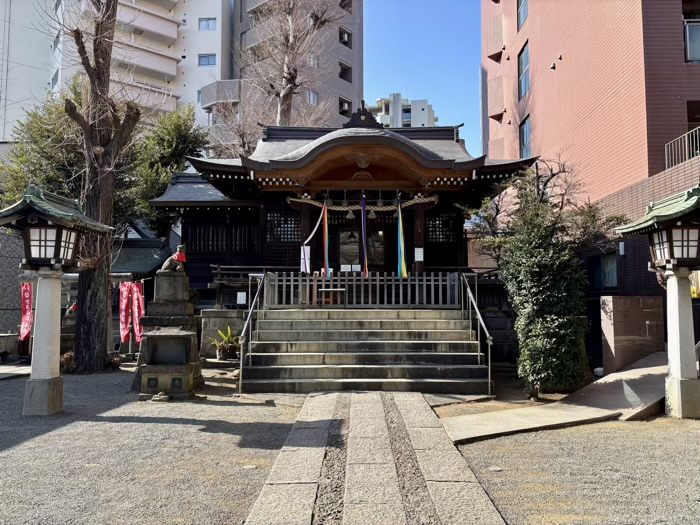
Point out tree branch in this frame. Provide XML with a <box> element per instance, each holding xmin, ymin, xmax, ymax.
<box><xmin>64</xmin><ymin>98</ymin><xmax>92</xmax><ymax>140</ymax></box>
<box><xmin>71</xmin><ymin>28</ymin><xmax>96</xmax><ymax>85</ymax></box>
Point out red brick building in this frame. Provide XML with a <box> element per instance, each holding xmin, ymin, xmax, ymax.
<box><xmin>482</xmin><ymin>0</ymin><xmax>700</xmax><ymax>201</ymax></box>
<box><xmin>481</xmin><ymin>0</ymin><xmax>700</xmax><ymax>357</ymax></box>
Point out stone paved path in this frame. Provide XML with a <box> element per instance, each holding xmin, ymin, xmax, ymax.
<box><xmin>245</xmin><ymin>391</ymin><xmax>504</xmax><ymax>525</ymax></box>
<box><xmin>0</xmin><ymin>363</ymin><xmax>30</xmax><ymax>380</ymax></box>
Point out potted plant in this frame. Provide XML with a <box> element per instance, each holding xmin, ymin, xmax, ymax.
<box><xmin>209</xmin><ymin>326</ymin><xmax>240</xmax><ymax>361</ymax></box>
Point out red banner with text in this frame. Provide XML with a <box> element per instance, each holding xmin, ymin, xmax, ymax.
<box><xmin>119</xmin><ymin>283</ymin><xmax>132</xmax><ymax>343</ymax></box>
<box><xmin>131</xmin><ymin>282</ymin><xmax>145</xmax><ymax>345</ymax></box>
<box><xmin>19</xmin><ymin>283</ymin><xmax>33</xmax><ymax>341</ymax></box>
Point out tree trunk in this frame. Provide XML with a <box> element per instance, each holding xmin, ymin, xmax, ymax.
<box><xmin>74</xmin><ymin>159</ymin><xmax>115</xmax><ymax>372</ymax></box>
<box><xmin>277</xmin><ymin>92</ymin><xmax>293</xmax><ymax>126</ymax></box>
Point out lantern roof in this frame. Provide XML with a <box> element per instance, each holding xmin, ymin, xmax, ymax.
<box><xmin>617</xmin><ymin>186</ymin><xmax>700</xmax><ymax>236</ymax></box>
<box><xmin>0</xmin><ymin>185</ymin><xmax>112</xmax><ymax>234</ymax></box>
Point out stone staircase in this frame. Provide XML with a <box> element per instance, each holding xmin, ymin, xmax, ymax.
<box><xmin>243</xmin><ymin>309</ymin><xmax>490</xmax><ymax>393</ymax></box>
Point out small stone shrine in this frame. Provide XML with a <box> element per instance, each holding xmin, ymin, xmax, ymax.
<box><xmin>132</xmin><ymin>245</ymin><xmax>204</xmax><ymax>399</ymax></box>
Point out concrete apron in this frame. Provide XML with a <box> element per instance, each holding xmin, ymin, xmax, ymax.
<box><xmin>442</xmin><ymin>352</ymin><xmax>669</xmax><ymax>445</ymax></box>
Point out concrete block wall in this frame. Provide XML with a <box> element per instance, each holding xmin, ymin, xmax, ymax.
<box><xmin>0</xmin><ymin>232</ymin><xmax>23</xmax><ymax>333</ymax></box>
<box><xmin>601</xmin><ymin>296</ymin><xmax>665</xmax><ymax>374</ymax></box>
<box><xmin>200</xmin><ymin>309</ymin><xmax>244</xmax><ymax>357</ymax></box>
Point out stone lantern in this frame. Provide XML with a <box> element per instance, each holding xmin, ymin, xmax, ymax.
<box><xmin>0</xmin><ymin>186</ymin><xmax>112</xmax><ymax>415</ymax></box>
<box><xmin>617</xmin><ymin>186</ymin><xmax>700</xmax><ymax>419</ymax></box>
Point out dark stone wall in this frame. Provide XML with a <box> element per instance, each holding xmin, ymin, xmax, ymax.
<box><xmin>0</xmin><ymin>231</ymin><xmax>23</xmax><ymax>333</ymax></box>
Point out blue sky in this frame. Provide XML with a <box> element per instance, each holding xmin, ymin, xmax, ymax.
<box><xmin>363</xmin><ymin>0</ymin><xmax>483</xmax><ymax>155</ymax></box>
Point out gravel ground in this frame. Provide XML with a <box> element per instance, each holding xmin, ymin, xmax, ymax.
<box><xmin>459</xmin><ymin>417</ymin><xmax>700</xmax><ymax>525</ymax></box>
<box><xmin>382</xmin><ymin>393</ymin><xmax>441</xmax><ymax>525</ymax></box>
<box><xmin>0</xmin><ymin>370</ymin><xmax>300</xmax><ymax>525</ymax></box>
<box><xmin>313</xmin><ymin>393</ymin><xmax>350</xmax><ymax>525</ymax></box>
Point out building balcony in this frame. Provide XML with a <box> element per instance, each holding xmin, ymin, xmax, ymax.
<box><xmin>111</xmin><ymin>78</ymin><xmax>178</xmax><ymax>112</ymax></box>
<box><xmin>201</xmin><ymin>80</ymin><xmax>241</xmax><ymax>110</ymax></box>
<box><xmin>112</xmin><ymin>41</ymin><xmax>180</xmax><ymax>79</ymax></box>
<box><xmin>665</xmin><ymin>125</ymin><xmax>700</xmax><ymax>170</ymax></box>
<box><xmin>141</xmin><ymin>0</ymin><xmax>179</xmax><ymax>9</ymax></box>
<box><xmin>117</xmin><ymin>1</ymin><xmax>181</xmax><ymax>46</ymax></box>
<box><xmin>486</xmin><ymin>14</ymin><xmax>504</xmax><ymax>60</ymax></box>
<box><xmin>487</xmin><ymin>76</ymin><xmax>505</xmax><ymax>119</ymax></box>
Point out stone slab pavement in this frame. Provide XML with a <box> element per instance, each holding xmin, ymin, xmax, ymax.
<box><xmin>442</xmin><ymin>352</ymin><xmax>668</xmax><ymax>444</ymax></box>
<box><xmin>0</xmin><ymin>363</ymin><xmax>30</xmax><ymax>380</ymax></box>
<box><xmin>245</xmin><ymin>390</ymin><xmax>504</xmax><ymax>525</ymax></box>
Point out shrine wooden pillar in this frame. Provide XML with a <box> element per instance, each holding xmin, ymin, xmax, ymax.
<box><xmin>414</xmin><ymin>206</ymin><xmax>425</xmax><ymax>273</ymax></box>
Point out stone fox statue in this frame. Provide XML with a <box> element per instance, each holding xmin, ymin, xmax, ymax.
<box><xmin>159</xmin><ymin>244</ymin><xmax>187</xmax><ymax>273</ymax></box>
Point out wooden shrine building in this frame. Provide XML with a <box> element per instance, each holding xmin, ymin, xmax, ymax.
<box><xmin>151</xmin><ymin>104</ymin><xmax>534</xmax><ymax>304</ymax></box>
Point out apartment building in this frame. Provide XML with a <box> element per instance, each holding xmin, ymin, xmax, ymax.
<box><xmin>482</xmin><ymin>0</ymin><xmax>700</xmax><ymax>201</ymax></box>
<box><xmin>368</xmin><ymin>93</ymin><xmax>438</xmax><ymax>128</ymax></box>
<box><xmin>0</xmin><ymin>0</ymin><xmax>52</xmax><ymax>141</ymax></box>
<box><xmin>0</xmin><ymin>0</ymin><xmax>233</xmax><ymax>137</ymax></box>
<box><xmin>481</xmin><ymin>0</ymin><xmax>700</xmax><ymax>354</ymax></box>
<box><xmin>201</xmin><ymin>0</ymin><xmax>364</xmax><ymax>127</ymax></box>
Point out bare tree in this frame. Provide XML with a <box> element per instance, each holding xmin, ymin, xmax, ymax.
<box><xmin>209</xmin><ymin>83</ymin><xmax>335</xmax><ymax>158</ymax></box>
<box><xmin>63</xmin><ymin>0</ymin><xmax>141</xmax><ymax>372</ymax></box>
<box><xmin>240</xmin><ymin>0</ymin><xmax>344</xmax><ymax>126</ymax></box>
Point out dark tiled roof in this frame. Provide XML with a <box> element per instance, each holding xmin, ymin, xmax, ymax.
<box><xmin>150</xmin><ymin>173</ymin><xmax>239</xmax><ymax>206</ymax></box>
<box><xmin>112</xmin><ymin>239</ymin><xmax>171</xmax><ymax>275</ymax></box>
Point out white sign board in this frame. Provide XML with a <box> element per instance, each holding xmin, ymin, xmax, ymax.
<box><xmin>352</xmin><ymin>265</ymin><xmax>361</xmax><ymax>272</ymax></box>
<box><xmin>237</xmin><ymin>292</ymin><xmax>247</xmax><ymax>305</ymax></box>
<box><xmin>415</xmin><ymin>248</ymin><xmax>424</xmax><ymax>262</ymax></box>
<box><xmin>340</xmin><ymin>265</ymin><xmax>352</xmax><ymax>272</ymax></box>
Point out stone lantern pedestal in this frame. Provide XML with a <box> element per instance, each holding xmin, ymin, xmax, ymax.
<box><xmin>23</xmin><ymin>271</ymin><xmax>64</xmax><ymax>416</ymax></box>
<box><xmin>665</xmin><ymin>268</ymin><xmax>700</xmax><ymax>418</ymax></box>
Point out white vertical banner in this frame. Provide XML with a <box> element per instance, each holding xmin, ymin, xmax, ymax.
<box><xmin>300</xmin><ymin>245</ymin><xmax>311</xmax><ymax>273</ymax></box>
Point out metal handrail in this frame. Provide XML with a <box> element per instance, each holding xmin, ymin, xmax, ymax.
<box><xmin>665</xmin><ymin>125</ymin><xmax>700</xmax><ymax>170</ymax></box>
<box><xmin>238</xmin><ymin>272</ymin><xmax>267</xmax><ymax>394</ymax></box>
<box><xmin>461</xmin><ymin>273</ymin><xmax>493</xmax><ymax>395</ymax></box>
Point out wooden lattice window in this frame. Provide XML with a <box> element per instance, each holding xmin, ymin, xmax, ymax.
<box><xmin>266</xmin><ymin>212</ymin><xmax>301</xmax><ymax>243</ymax></box>
<box><xmin>426</xmin><ymin>213</ymin><xmax>456</xmax><ymax>243</ymax></box>
<box><xmin>186</xmin><ymin>224</ymin><xmax>228</xmax><ymax>253</ymax></box>
<box><xmin>231</xmin><ymin>224</ymin><xmax>259</xmax><ymax>256</ymax></box>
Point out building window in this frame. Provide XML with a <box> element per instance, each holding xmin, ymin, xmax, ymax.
<box><xmin>308</xmin><ymin>90</ymin><xmax>319</xmax><ymax>106</ymax></box>
<box><xmin>51</xmin><ymin>70</ymin><xmax>59</xmax><ymax>90</ymax></box>
<box><xmin>54</xmin><ymin>0</ymin><xmax>61</xmax><ymax>12</ymax></box>
<box><xmin>197</xmin><ymin>90</ymin><xmax>202</xmax><ymax>105</ymax></box>
<box><xmin>518</xmin><ymin>42</ymin><xmax>530</xmax><ymax>99</ymax></box>
<box><xmin>519</xmin><ymin>116</ymin><xmax>531</xmax><ymax>158</ymax></box>
<box><xmin>52</xmin><ymin>32</ymin><xmax>60</xmax><ymax>52</ymax></box>
<box><xmin>309</xmin><ymin>54</ymin><xmax>320</xmax><ymax>68</ymax></box>
<box><xmin>339</xmin><ymin>27</ymin><xmax>352</xmax><ymax>48</ymax></box>
<box><xmin>339</xmin><ymin>97</ymin><xmax>352</xmax><ymax>116</ymax></box>
<box><xmin>198</xmin><ymin>18</ymin><xmax>217</xmax><ymax>31</ymax></box>
<box><xmin>517</xmin><ymin>0</ymin><xmax>528</xmax><ymax>30</ymax></box>
<box><xmin>339</xmin><ymin>62</ymin><xmax>352</xmax><ymax>83</ymax></box>
<box><xmin>340</xmin><ymin>0</ymin><xmax>352</xmax><ymax>13</ymax></box>
<box><xmin>198</xmin><ymin>54</ymin><xmax>216</xmax><ymax>67</ymax></box>
<box><xmin>685</xmin><ymin>19</ymin><xmax>700</xmax><ymax>62</ymax></box>
<box><xmin>589</xmin><ymin>253</ymin><xmax>617</xmax><ymax>290</ymax></box>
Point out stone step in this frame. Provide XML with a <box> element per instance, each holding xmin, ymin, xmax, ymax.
<box><xmin>261</xmin><ymin>309</ymin><xmax>465</xmax><ymax>320</ymax></box>
<box><xmin>255</xmin><ymin>329</ymin><xmax>476</xmax><ymax>342</ymax></box>
<box><xmin>241</xmin><ymin>377</ymin><xmax>491</xmax><ymax>394</ymax></box>
<box><xmin>245</xmin><ymin>364</ymin><xmax>488</xmax><ymax>380</ymax></box>
<box><xmin>250</xmin><ymin>352</ymin><xmax>485</xmax><ymax>366</ymax></box>
<box><xmin>251</xmin><ymin>340</ymin><xmax>480</xmax><ymax>353</ymax></box>
<box><xmin>256</xmin><ymin>319</ymin><xmax>471</xmax><ymax>331</ymax></box>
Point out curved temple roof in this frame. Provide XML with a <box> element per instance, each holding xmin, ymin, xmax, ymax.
<box><xmin>188</xmin><ymin>106</ymin><xmax>535</xmax><ymax>181</ymax></box>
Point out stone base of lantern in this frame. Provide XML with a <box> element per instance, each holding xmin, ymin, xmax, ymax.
<box><xmin>23</xmin><ymin>377</ymin><xmax>63</xmax><ymax>416</ymax></box>
<box><xmin>666</xmin><ymin>376</ymin><xmax>700</xmax><ymax>419</ymax></box>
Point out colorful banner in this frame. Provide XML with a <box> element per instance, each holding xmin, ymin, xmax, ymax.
<box><xmin>361</xmin><ymin>195</ymin><xmax>369</xmax><ymax>277</ymax></box>
<box><xmin>397</xmin><ymin>198</ymin><xmax>408</xmax><ymax>278</ymax></box>
<box><xmin>131</xmin><ymin>282</ymin><xmax>145</xmax><ymax>345</ymax></box>
<box><xmin>119</xmin><ymin>282</ymin><xmax>132</xmax><ymax>343</ymax></box>
<box><xmin>19</xmin><ymin>283</ymin><xmax>33</xmax><ymax>342</ymax></box>
<box><xmin>323</xmin><ymin>198</ymin><xmax>330</xmax><ymax>278</ymax></box>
